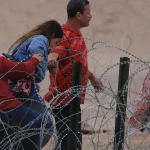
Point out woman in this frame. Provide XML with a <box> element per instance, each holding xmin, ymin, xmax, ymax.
<box><xmin>128</xmin><ymin>70</ymin><xmax>150</xmax><ymax>132</ymax></box>
<box><xmin>0</xmin><ymin>54</ymin><xmax>52</xmax><ymax>150</ymax></box>
<box><xmin>7</xmin><ymin>20</ymin><xmax>63</xmax><ymax>113</ymax></box>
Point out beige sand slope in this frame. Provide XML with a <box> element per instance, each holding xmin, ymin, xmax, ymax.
<box><xmin>1</xmin><ymin>0</ymin><xmax>150</xmax><ymax>149</ymax></box>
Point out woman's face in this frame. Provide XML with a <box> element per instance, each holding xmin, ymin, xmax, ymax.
<box><xmin>49</xmin><ymin>38</ymin><xmax>61</xmax><ymax>49</ymax></box>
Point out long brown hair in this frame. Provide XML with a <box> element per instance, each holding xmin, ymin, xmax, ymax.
<box><xmin>8</xmin><ymin>20</ymin><xmax>63</xmax><ymax>55</ymax></box>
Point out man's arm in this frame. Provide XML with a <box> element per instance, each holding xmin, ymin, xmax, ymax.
<box><xmin>48</xmin><ymin>42</ymin><xmax>67</xmax><ymax>75</ymax></box>
<box><xmin>88</xmin><ymin>70</ymin><xmax>104</xmax><ymax>92</ymax></box>
<box><xmin>88</xmin><ymin>70</ymin><xmax>95</xmax><ymax>80</ymax></box>
<box><xmin>48</xmin><ymin>52</ymin><xmax>59</xmax><ymax>61</ymax></box>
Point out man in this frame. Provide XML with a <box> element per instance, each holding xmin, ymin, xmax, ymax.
<box><xmin>44</xmin><ymin>0</ymin><xmax>104</xmax><ymax>149</ymax></box>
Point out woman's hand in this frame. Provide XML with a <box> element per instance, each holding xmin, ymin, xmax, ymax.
<box><xmin>33</xmin><ymin>54</ymin><xmax>43</xmax><ymax>62</ymax></box>
<box><xmin>48</xmin><ymin>60</ymin><xmax>59</xmax><ymax>75</ymax></box>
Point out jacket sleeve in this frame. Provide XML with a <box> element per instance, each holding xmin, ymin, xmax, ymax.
<box><xmin>27</xmin><ymin>35</ymin><xmax>49</xmax><ymax>83</ymax></box>
<box><xmin>1</xmin><ymin>57</ymin><xmax>39</xmax><ymax>79</ymax></box>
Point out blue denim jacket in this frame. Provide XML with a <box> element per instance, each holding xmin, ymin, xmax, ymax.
<box><xmin>8</xmin><ymin>35</ymin><xmax>49</xmax><ymax>83</ymax></box>
<box><xmin>8</xmin><ymin>35</ymin><xmax>49</xmax><ymax>103</ymax></box>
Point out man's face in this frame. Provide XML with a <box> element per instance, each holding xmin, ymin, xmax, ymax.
<box><xmin>79</xmin><ymin>4</ymin><xmax>92</xmax><ymax>27</ymax></box>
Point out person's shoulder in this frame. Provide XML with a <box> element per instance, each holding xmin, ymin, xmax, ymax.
<box><xmin>0</xmin><ymin>56</ymin><xmax>4</xmax><ymax>61</ymax></box>
<box><xmin>0</xmin><ymin>56</ymin><xmax>7</xmax><ymax>65</ymax></box>
<box><xmin>29</xmin><ymin>35</ymin><xmax>49</xmax><ymax>48</ymax></box>
<box><xmin>31</xmin><ymin>35</ymin><xmax>49</xmax><ymax>42</ymax></box>
<box><xmin>62</xmin><ymin>24</ymin><xmax>71</xmax><ymax>38</ymax></box>
<box><xmin>0</xmin><ymin>56</ymin><xmax>4</xmax><ymax>72</ymax></box>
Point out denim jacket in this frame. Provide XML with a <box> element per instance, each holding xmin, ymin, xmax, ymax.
<box><xmin>8</xmin><ymin>35</ymin><xmax>49</xmax><ymax>102</ymax></box>
<box><xmin>8</xmin><ymin>35</ymin><xmax>49</xmax><ymax>83</ymax></box>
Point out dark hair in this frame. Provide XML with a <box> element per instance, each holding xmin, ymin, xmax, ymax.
<box><xmin>67</xmin><ymin>0</ymin><xmax>89</xmax><ymax>18</ymax></box>
<box><xmin>8</xmin><ymin>20</ymin><xmax>63</xmax><ymax>54</ymax></box>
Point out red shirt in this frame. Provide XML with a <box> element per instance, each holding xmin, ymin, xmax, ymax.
<box><xmin>45</xmin><ymin>24</ymin><xmax>88</xmax><ymax>105</ymax></box>
<box><xmin>0</xmin><ymin>56</ymin><xmax>39</xmax><ymax>110</ymax></box>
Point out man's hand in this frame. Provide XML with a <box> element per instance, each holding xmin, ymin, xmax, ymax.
<box><xmin>48</xmin><ymin>60</ymin><xmax>59</xmax><ymax>75</ymax></box>
<box><xmin>89</xmin><ymin>72</ymin><xmax>104</xmax><ymax>93</ymax></box>
<box><xmin>91</xmin><ymin>77</ymin><xmax>104</xmax><ymax>93</ymax></box>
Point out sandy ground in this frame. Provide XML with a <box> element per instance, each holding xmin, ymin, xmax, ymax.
<box><xmin>1</xmin><ymin>0</ymin><xmax>150</xmax><ymax>149</ymax></box>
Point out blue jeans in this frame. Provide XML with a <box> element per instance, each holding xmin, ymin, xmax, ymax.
<box><xmin>0</xmin><ymin>106</ymin><xmax>53</xmax><ymax>150</ymax></box>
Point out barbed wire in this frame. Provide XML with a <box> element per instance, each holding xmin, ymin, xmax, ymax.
<box><xmin>0</xmin><ymin>35</ymin><xmax>150</xmax><ymax>150</ymax></box>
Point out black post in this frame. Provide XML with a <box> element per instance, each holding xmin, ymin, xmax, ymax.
<box><xmin>114</xmin><ymin>57</ymin><xmax>130</xmax><ymax>150</ymax></box>
<box><xmin>67</xmin><ymin>62</ymin><xmax>82</xmax><ymax>150</ymax></box>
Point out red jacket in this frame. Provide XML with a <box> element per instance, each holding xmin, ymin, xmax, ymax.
<box><xmin>0</xmin><ymin>56</ymin><xmax>39</xmax><ymax>110</ymax></box>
